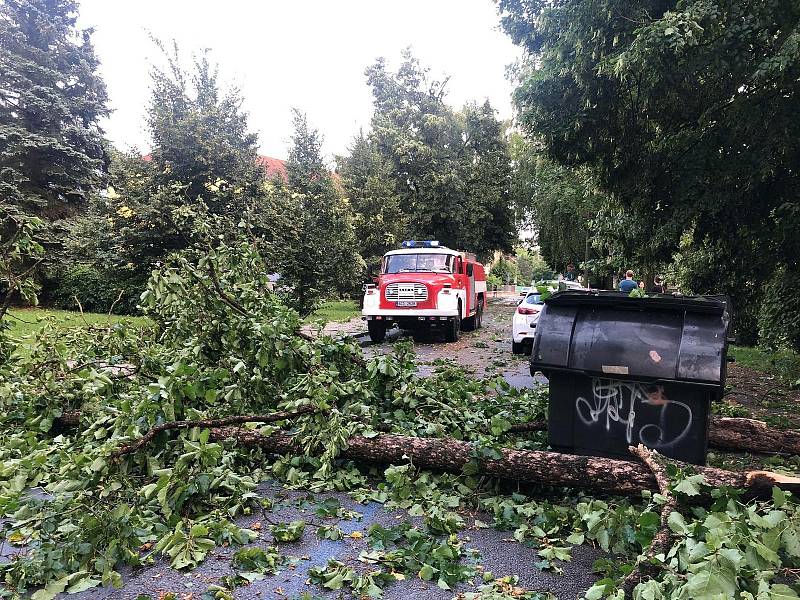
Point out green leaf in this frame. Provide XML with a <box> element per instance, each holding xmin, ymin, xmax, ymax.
<box><xmin>584</xmin><ymin>583</ymin><xmax>608</xmax><ymax>600</ymax></box>
<box><xmin>31</xmin><ymin>576</ymin><xmax>70</xmax><ymax>600</ymax></box>
<box><xmin>418</xmin><ymin>564</ymin><xmax>436</xmax><ymax>581</ymax></box>
<box><xmin>770</xmin><ymin>584</ymin><xmax>800</xmax><ymax>599</ymax></box>
<box><xmin>673</xmin><ymin>474</ymin><xmax>704</xmax><ymax>496</ymax></box>
<box><xmin>772</xmin><ymin>486</ymin><xmax>787</xmax><ymax>508</ymax></box>
<box><xmin>66</xmin><ymin>576</ymin><xmax>101</xmax><ymax>594</ymax></box>
<box><xmin>667</xmin><ymin>511</ymin><xmax>688</xmax><ymax>534</ymax></box>
<box><xmin>566</xmin><ymin>532</ymin><xmax>585</xmax><ymax>545</ymax></box>
<box><xmin>753</xmin><ymin>542</ymin><xmax>780</xmax><ymax>565</ymax></box>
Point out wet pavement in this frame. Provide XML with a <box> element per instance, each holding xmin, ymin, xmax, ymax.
<box><xmin>360</xmin><ymin>299</ymin><xmax>547</xmax><ymax>389</ymax></box>
<box><xmin>74</xmin><ymin>486</ymin><xmax>603</xmax><ymax>600</ymax></box>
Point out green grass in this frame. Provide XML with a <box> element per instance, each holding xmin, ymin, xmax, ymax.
<box><xmin>305</xmin><ymin>300</ymin><xmax>360</xmax><ymax>324</ymax></box>
<box><xmin>729</xmin><ymin>344</ymin><xmax>800</xmax><ymax>387</ymax></box>
<box><xmin>5</xmin><ymin>307</ymin><xmax>150</xmax><ymax>348</ymax></box>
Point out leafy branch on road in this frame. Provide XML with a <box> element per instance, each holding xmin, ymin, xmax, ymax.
<box><xmin>1</xmin><ymin>240</ymin><xmax>799</xmax><ymax>600</ymax></box>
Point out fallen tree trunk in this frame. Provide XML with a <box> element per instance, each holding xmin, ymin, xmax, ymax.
<box><xmin>508</xmin><ymin>416</ymin><xmax>800</xmax><ymax>457</ymax></box>
<box><xmin>706</xmin><ymin>417</ymin><xmax>800</xmax><ymax>455</ymax></box>
<box><xmin>209</xmin><ymin>428</ymin><xmax>800</xmax><ymax>497</ymax></box>
<box><xmin>62</xmin><ymin>408</ymin><xmax>800</xmax><ymax>458</ymax></box>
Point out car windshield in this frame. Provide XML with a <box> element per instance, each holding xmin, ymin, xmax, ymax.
<box><xmin>525</xmin><ymin>293</ymin><xmax>543</xmax><ymax>305</ymax></box>
<box><xmin>384</xmin><ymin>253</ymin><xmax>453</xmax><ymax>274</ymax></box>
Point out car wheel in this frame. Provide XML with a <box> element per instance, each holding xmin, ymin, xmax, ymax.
<box><xmin>512</xmin><ymin>340</ymin><xmax>524</xmax><ymax>355</ymax></box>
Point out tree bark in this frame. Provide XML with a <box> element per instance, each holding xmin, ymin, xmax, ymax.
<box><xmin>208</xmin><ymin>428</ymin><xmax>800</xmax><ymax>497</ymax></box>
<box><xmin>706</xmin><ymin>417</ymin><xmax>800</xmax><ymax>455</ymax></box>
<box><xmin>507</xmin><ymin>417</ymin><xmax>800</xmax><ymax>457</ymax></box>
<box><xmin>60</xmin><ymin>409</ymin><xmax>800</xmax><ymax>458</ymax></box>
<box><xmin>621</xmin><ymin>444</ymin><xmax>678</xmax><ymax>597</ymax></box>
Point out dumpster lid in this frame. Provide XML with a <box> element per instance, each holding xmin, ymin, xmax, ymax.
<box><xmin>532</xmin><ymin>291</ymin><xmax>730</xmax><ymax>385</ymax></box>
<box><xmin>543</xmin><ymin>290</ymin><xmax>728</xmax><ymax>315</ymax></box>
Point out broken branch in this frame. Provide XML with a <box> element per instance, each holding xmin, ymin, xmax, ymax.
<box><xmin>111</xmin><ymin>405</ymin><xmax>318</xmax><ymax>459</ymax></box>
<box><xmin>621</xmin><ymin>444</ymin><xmax>679</xmax><ymax>597</ymax></box>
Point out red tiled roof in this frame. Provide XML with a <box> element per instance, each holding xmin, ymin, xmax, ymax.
<box><xmin>141</xmin><ymin>154</ymin><xmax>289</xmax><ymax>183</ymax></box>
<box><xmin>257</xmin><ymin>155</ymin><xmax>288</xmax><ymax>182</ymax></box>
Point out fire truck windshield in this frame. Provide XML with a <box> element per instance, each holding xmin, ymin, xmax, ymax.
<box><xmin>384</xmin><ymin>253</ymin><xmax>453</xmax><ymax>274</ymax></box>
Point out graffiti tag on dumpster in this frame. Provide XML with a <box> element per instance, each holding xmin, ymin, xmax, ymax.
<box><xmin>575</xmin><ymin>379</ymin><xmax>693</xmax><ymax>449</ymax></box>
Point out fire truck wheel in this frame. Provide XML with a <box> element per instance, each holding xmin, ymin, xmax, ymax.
<box><xmin>446</xmin><ymin>312</ymin><xmax>461</xmax><ymax>343</ymax></box>
<box><xmin>463</xmin><ymin>302</ymin><xmax>483</xmax><ymax>332</ymax></box>
<box><xmin>462</xmin><ymin>315</ymin><xmax>476</xmax><ymax>332</ymax></box>
<box><xmin>367</xmin><ymin>320</ymin><xmax>386</xmax><ymax>343</ymax></box>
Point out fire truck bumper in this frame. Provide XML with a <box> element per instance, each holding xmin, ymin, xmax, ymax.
<box><xmin>362</xmin><ymin>308</ymin><xmax>459</xmax><ymax>319</ymax></box>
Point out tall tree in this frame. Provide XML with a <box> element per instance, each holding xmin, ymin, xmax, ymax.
<box><xmin>282</xmin><ymin>110</ymin><xmax>363</xmax><ymax>314</ymax></box>
<box><xmin>365</xmin><ymin>51</ymin><xmax>516</xmax><ymax>259</ymax></box>
<box><xmin>68</xmin><ymin>47</ymin><xmax>296</xmax><ymax>312</ymax></box>
<box><xmin>147</xmin><ymin>43</ymin><xmax>264</xmax><ymax>217</ymax></box>
<box><xmin>462</xmin><ymin>101</ymin><xmax>517</xmax><ymax>257</ymax></box>
<box><xmin>337</xmin><ymin>132</ymin><xmax>405</xmax><ymax>272</ymax></box>
<box><xmin>0</xmin><ymin>0</ymin><xmax>108</xmax><ymax>308</ymax></box>
<box><xmin>499</xmin><ymin>0</ymin><xmax>800</xmax><ymax>346</ymax></box>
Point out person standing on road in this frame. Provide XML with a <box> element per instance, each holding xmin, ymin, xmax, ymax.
<box><xmin>650</xmin><ymin>276</ymin><xmax>667</xmax><ymax>294</ymax></box>
<box><xmin>564</xmin><ymin>263</ymin><xmax>577</xmax><ymax>282</ymax></box>
<box><xmin>619</xmin><ymin>270</ymin><xmax>638</xmax><ymax>292</ymax></box>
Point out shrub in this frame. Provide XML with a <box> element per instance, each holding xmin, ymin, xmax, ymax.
<box><xmin>47</xmin><ymin>264</ymin><xmax>144</xmax><ymax>314</ymax></box>
<box><xmin>758</xmin><ymin>266</ymin><xmax>800</xmax><ymax>352</ymax></box>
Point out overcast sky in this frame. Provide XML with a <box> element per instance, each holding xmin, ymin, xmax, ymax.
<box><xmin>77</xmin><ymin>0</ymin><xmax>521</xmax><ymax>161</ymax></box>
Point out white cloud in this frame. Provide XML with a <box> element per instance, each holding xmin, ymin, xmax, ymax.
<box><xmin>78</xmin><ymin>0</ymin><xmax>520</xmax><ymax>160</ymax></box>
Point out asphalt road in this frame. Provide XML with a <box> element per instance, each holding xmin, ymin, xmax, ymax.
<box><xmin>361</xmin><ymin>298</ymin><xmax>547</xmax><ymax>389</ymax></box>
<box><xmin>76</xmin><ymin>486</ymin><xmax>603</xmax><ymax>600</ymax></box>
<box><xmin>73</xmin><ymin>302</ymin><xmax>601</xmax><ymax>600</ymax></box>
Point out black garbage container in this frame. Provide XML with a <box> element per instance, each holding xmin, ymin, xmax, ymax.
<box><xmin>530</xmin><ymin>291</ymin><xmax>731</xmax><ymax>465</ymax></box>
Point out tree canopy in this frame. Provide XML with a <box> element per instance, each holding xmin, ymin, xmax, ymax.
<box><xmin>282</xmin><ymin>110</ymin><xmax>364</xmax><ymax>314</ymax></box>
<box><xmin>499</xmin><ymin>0</ymin><xmax>800</xmax><ymax>346</ymax></box>
<box><xmin>365</xmin><ymin>51</ymin><xmax>516</xmax><ymax>259</ymax></box>
<box><xmin>0</xmin><ymin>0</ymin><xmax>109</xmax><ymax>220</ymax></box>
<box><xmin>146</xmin><ymin>43</ymin><xmax>264</xmax><ymax>217</ymax></box>
<box><xmin>337</xmin><ymin>132</ymin><xmax>406</xmax><ymax>272</ymax></box>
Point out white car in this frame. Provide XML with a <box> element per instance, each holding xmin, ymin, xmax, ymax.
<box><xmin>512</xmin><ymin>291</ymin><xmax>544</xmax><ymax>354</ymax></box>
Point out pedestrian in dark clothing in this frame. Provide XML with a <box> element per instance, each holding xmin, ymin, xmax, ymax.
<box><xmin>619</xmin><ymin>270</ymin><xmax>638</xmax><ymax>292</ymax></box>
<box><xmin>650</xmin><ymin>276</ymin><xmax>667</xmax><ymax>294</ymax></box>
<box><xmin>564</xmin><ymin>263</ymin><xmax>577</xmax><ymax>282</ymax></box>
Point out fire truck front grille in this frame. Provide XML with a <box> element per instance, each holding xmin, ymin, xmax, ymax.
<box><xmin>385</xmin><ymin>283</ymin><xmax>428</xmax><ymax>302</ymax></box>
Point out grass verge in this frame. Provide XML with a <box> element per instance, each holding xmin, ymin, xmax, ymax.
<box><xmin>5</xmin><ymin>308</ymin><xmax>150</xmax><ymax>354</ymax></box>
<box><xmin>729</xmin><ymin>344</ymin><xmax>800</xmax><ymax>388</ymax></box>
<box><xmin>305</xmin><ymin>300</ymin><xmax>360</xmax><ymax>325</ymax></box>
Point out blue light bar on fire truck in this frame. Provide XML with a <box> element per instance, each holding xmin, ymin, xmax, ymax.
<box><xmin>401</xmin><ymin>240</ymin><xmax>440</xmax><ymax>248</ymax></box>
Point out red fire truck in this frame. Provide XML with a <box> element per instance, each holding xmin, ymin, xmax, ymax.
<box><xmin>362</xmin><ymin>240</ymin><xmax>487</xmax><ymax>343</ymax></box>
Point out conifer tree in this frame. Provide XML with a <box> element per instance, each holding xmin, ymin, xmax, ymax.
<box><xmin>0</xmin><ymin>0</ymin><xmax>109</xmax><ymax>307</ymax></box>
